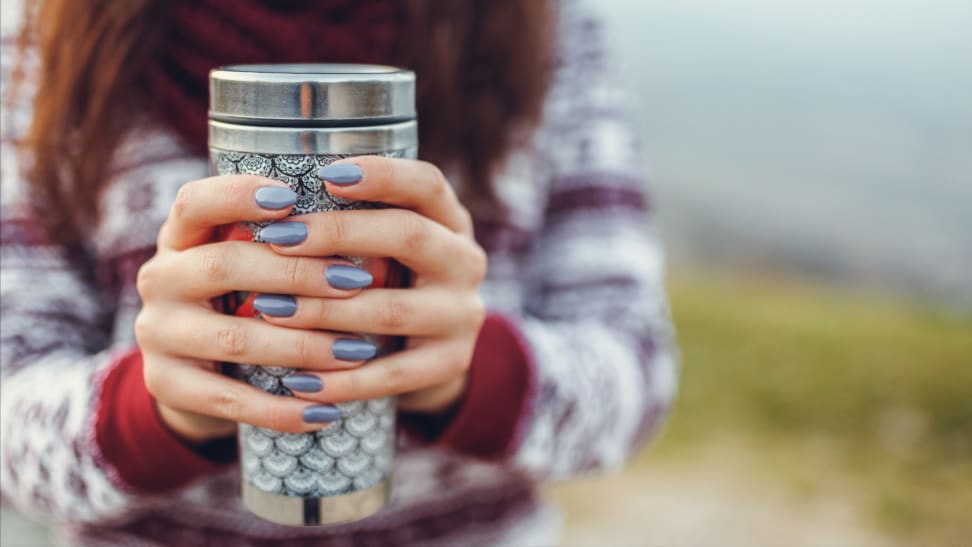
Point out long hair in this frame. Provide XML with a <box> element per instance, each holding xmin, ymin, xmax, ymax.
<box><xmin>14</xmin><ymin>0</ymin><xmax>554</xmax><ymax>245</ymax></box>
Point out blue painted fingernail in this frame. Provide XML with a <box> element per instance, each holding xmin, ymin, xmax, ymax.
<box><xmin>255</xmin><ymin>186</ymin><xmax>298</xmax><ymax>210</ymax></box>
<box><xmin>282</xmin><ymin>374</ymin><xmax>323</xmax><ymax>393</ymax></box>
<box><xmin>303</xmin><ymin>404</ymin><xmax>343</xmax><ymax>423</ymax></box>
<box><xmin>259</xmin><ymin>222</ymin><xmax>307</xmax><ymax>245</ymax></box>
<box><xmin>318</xmin><ymin>163</ymin><xmax>363</xmax><ymax>185</ymax></box>
<box><xmin>333</xmin><ymin>338</ymin><xmax>378</xmax><ymax>361</ymax></box>
<box><xmin>326</xmin><ymin>264</ymin><xmax>373</xmax><ymax>290</ymax></box>
<box><xmin>253</xmin><ymin>294</ymin><xmax>297</xmax><ymax>317</ymax></box>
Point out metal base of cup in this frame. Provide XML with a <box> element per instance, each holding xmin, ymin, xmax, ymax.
<box><xmin>242</xmin><ymin>480</ymin><xmax>391</xmax><ymax>526</ymax></box>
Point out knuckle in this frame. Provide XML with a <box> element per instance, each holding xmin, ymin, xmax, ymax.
<box><xmin>213</xmin><ymin>386</ymin><xmax>244</xmax><ymax>421</ymax></box>
<box><xmin>438</xmin><ymin>343</ymin><xmax>471</xmax><ymax>376</ymax></box>
<box><xmin>314</xmin><ymin>298</ymin><xmax>336</xmax><ymax>327</ymax></box>
<box><xmin>141</xmin><ymin>360</ymin><xmax>169</xmax><ymax>399</ymax></box>
<box><xmin>468</xmin><ymin>294</ymin><xmax>487</xmax><ymax>326</ymax></box>
<box><xmin>456</xmin><ymin>207</ymin><xmax>474</xmax><ymax>233</ymax></box>
<box><xmin>282</xmin><ymin>256</ymin><xmax>304</xmax><ymax>288</ymax></box>
<box><xmin>427</xmin><ymin>164</ymin><xmax>450</xmax><ymax>198</ymax></box>
<box><xmin>378</xmin><ymin>294</ymin><xmax>409</xmax><ymax>330</ymax></box>
<box><xmin>382</xmin><ymin>360</ymin><xmax>408</xmax><ymax>393</ymax></box>
<box><xmin>157</xmin><ymin>220</ymin><xmax>174</xmax><ymax>246</ymax></box>
<box><xmin>215</xmin><ymin>323</ymin><xmax>249</xmax><ymax>358</ymax></box>
<box><xmin>295</xmin><ymin>258</ymin><xmax>319</xmax><ymax>291</ymax></box>
<box><xmin>133</xmin><ymin>310</ymin><xmax>155</xmax><ymax>346</ymax></box>
<box><xmin>343</xmin><ymin>371</ymin><xmax>360</xmax><ymax>399</ymax></box>
<box><xmin>367</xmin><ymin>156</ymin><xmax>395</xmax><ymax>186</ymax></box>
<box><xmin>326</xmin><ymin>213</ymin><xmax>352</xmax><ymax>249</ymax></box>
<box><xmin>293</xmin><ymin>331</ymin><xmax>319</xmax><ymax>367</ymax></box>
<box><xmin>262</xmin><ymin>401</ymin><xmax>294</xmax><ymax>432</ymax></box>
<box><xmin>456</xmin><ymin>353</ymin><xmax>473</xmax><ymax>373</ymax></box>
<box><xmin>447</xmin><ymin>354</ymin><xmax>470</xmax><ymax>375</ymax></box>
<box><xmin>201</xmin><ymin>246</ymin><xmax>234</xmax><ymax>284</ymax></box>
<box><xmin>135</xmin><ymin>260</ymin><xmax>160</xmax><ymax>300</ymax></box>
<box><xmin>171</xmin><ymin>183</ymin><xmax>195</xmax><ymax>221</ymax></box>
<box><xmin>398</xmin><ymin>213</ymin><xmax>428</xmax><ymax>253</ymax></box>
<box><xmin>223</xmin><ymin>177</ymin><xmax>253</xmax><ymax>210</ymax></box>
<box><xmin>467</xmin><ymin>244</ymin><xmax>488</xmax><ymax>283</ymax></box>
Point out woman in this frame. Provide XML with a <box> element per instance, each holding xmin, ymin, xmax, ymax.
<box><xmin>0</xmin><ymin>0</ymin><xmax>677</xmax><ymax>545</ymax></box>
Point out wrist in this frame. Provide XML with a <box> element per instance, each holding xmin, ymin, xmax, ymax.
<box><xmin>399</xmin><ymin>313</ymin><xmax>534</xmax><ymax>459</ymax></box>
<box><xmin>97</xmin><ymin>348</ymin><xmax>238</xmax><ymax>492</ymax></box>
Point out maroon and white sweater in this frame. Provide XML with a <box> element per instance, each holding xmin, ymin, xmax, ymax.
<box><xmin>0</xmin><ymin>1</ymin><xmax>677</xmax><ymax>545</ymax></box>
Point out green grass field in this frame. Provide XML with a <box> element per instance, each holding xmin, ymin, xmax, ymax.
<box><xmin>632</xmin><ymin>271</ymin><xmax>972</xmax><ymax>544</ymax></box>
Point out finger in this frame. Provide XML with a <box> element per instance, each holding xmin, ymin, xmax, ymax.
<box><xmin>144</xmin><ymin>355</ymin><xmax>341</xmax><ymax>433</ymax></box>
<box><xmin>138</xmin><ymin>304</ymin><xmax>352</xmax><ymax>371</ymax></box>
<box><xmin>159</xmin><ymin>175</ymin><xmax>297</xmax><ymax>251</ymax></box>
<box><xmin>319</xmin><ymin>156</ymin><xmax>472</xmax><ymax>235</ymax></box>
<box><xmin>261</xmin><ymin>209</ymin><xmax>486</xmax><ymax>283</ymax></box>
<box><xmin>260</xmin><ymin>288</ymin><xmax>485</xmax><ymax>337</ymax></box>
<box><xmin>140</xmin><ymin>241</ymin><xmax>365</xmax><ymax>301</ymax></box>
<box><xmin>285</xmin><ymin>343</ymin><xmax>470</xmax><ymax>404</ymax></box>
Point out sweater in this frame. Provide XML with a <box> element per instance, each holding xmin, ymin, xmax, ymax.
<box><xmin>0</xmin><ymin>1</ymin><xmax>678</xmax><ymax>545</ymax></box>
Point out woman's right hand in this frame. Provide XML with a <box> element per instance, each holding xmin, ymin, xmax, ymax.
<box><xmin>134</xmin><ymin>175</ymin><xmax>367</xmax><ymax>443</ymax></box>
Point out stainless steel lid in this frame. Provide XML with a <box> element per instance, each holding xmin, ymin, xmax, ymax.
<box><xmin>209</xmin><ymin>64</ymin><xmax>416</xmax><ymax>126</ymax></box>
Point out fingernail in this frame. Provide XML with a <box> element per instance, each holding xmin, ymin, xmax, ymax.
<box><xmin>282</xmin><ymin>374</ymin><xmax>323</xmax><ymax>393</ymax></box>
<box><xmin>326</xmin><ymin>264</ymin><xmax>373</xmax><ymax>290</ymax></box>
<box><xmin>303</xmin><ymin>404</ymin><xmax>343</xmax><ymax>423</ymax></box>
<box><xmin>253</xmin><ymin>294</ymin><xmax>297</xmax><ymax>317</ymax></box>
<box><xmin>259</xmin><ymin>222</ymin><xmax>307</xmax><ymax>245</ymax></box>
<box><xmin>318</xmin><ymin>163</ymin><xmax>363</xmax><ymax>185</ymax></box>
<box><xmin>332</xmin><ymin>338</ymin><xmax>378</xmax><ymax>361</ymax></box>
<box><xmin>255</xmin><ymin>186</ymin><xmax>298</xmax><ymax>210</ymax></box>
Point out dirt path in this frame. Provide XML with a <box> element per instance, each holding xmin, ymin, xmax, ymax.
<box><xmin>553</xmin><ymin>444</ymin><xmax>898</xmax><ymax>547</ymax></box>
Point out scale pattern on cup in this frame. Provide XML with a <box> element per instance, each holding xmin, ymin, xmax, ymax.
<box><xmin>211</xmin><ymin>148</ymin><xmax>413</xmax><ymax>497</ymax></box>
<box><xmin>235</xmin><ymin>400</ymin><xmax>395</xmax><ymax>498</ymax></box>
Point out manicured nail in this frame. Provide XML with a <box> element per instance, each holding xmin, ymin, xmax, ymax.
<box><xmin>332</xmin><ymin>338</ymin><xmax>378</xmax><ymax>361</ymax></box>
<box><xmin>282</xmin><ymin>374</ymin><xmax>323</xmax><ymax>393</ymax></box>
<box><xmin>253</xmin><ymin>294</ymin><xmax>297</xmax><ymax>317</ymax></box>
<box><xmin>326</xmin><ymin>264</ymin><xmax>373</xmax><ymax>290</ymax></box>
<box><xmin>318</xmin><ymin>163</ymin><xmax>363</xmax><ymax>185</ymax></box>
<box><xmin>259</xmin><ymin>222</ymin><xmax>307</xmax><ymax>245</ymax></box>
<box><xmin>303</xmin><ymin>405</ymin><xmax>343</xmax><ymax>423</ymax></box>
<box><xmin>254</xmin><ymin>186</ymin><xmax>298</xmax><ymax>210</ymax></box>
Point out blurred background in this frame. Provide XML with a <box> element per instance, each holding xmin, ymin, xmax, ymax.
<box><xmin>2</xmin><ymin>0</ymin><xmax>970</xmax><ymax>545</ymax></box>
<box><xmin>553</xmin><ymin>1</ymin><xmax>972</xmax><ymax>546</ymax></box>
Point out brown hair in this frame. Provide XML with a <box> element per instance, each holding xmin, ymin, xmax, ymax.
<box><xmin>14</xmin><ymin>0</ymin><xmax>554</xmax><ymax>245</ymax></box>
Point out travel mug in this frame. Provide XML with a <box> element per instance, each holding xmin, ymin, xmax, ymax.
<box><xmin>208</xmin><ymin>64</ymin><xmax>417</xmax><ymax>526</ymax></box>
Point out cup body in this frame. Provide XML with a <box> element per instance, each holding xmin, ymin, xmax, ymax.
<box><xmin>208</xmin><ymin>64</ymin><xmax>416</xmax><ymax>526</ymax></box>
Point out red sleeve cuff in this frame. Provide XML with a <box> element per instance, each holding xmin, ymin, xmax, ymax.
<box><xmin>399</xmin><ymin>313</ymin><xmax>534</xmax><ymax>460</ymax></box>
<box><xmin>95</xmin><ymin>348</ymin><xmax>237</xmax><ymax>493</ymax></box>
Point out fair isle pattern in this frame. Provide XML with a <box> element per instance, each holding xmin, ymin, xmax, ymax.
<box><xmin>0</xmin><ymin>1</ymin><xmax>678</xmax><ymax>546</ymax></box>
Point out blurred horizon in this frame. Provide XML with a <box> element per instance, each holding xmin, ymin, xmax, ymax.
<box><xmin>599</xmin><ymin>0</ymin><xmax>972</xmax><ymax>309</ymax></box>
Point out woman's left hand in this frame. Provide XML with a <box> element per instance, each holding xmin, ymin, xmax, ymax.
<box><xmin>259</xmin><ymin>156</ymin><xmax>487</xmax><ymax>415</ymax></box>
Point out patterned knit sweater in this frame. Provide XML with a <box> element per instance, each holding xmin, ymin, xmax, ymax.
<box><xmin>0</xmin><ymin>1</ymin><xmax>678</xmax><ymax>545</ymax></box>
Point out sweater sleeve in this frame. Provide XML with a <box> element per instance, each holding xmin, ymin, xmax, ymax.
<box><xmin>513</xmin><ymin>6</ymin><xmax>678</xmax><ymax>478</ymax></box>
<box><xmin>0</xmin><ymin>152</ymin><xmax>232</xmax><ymax>529</ymax></box>
<box><xmin>0</xmin><ymin>37</ymin><xmax>223</xmax><ymax>525</ymax></box>
<box><xmin>0</xmin><ymin>212</ymin><xmax>143</xmax><ymax>525</ymax></box>
<box><xmin>419</xmin><ymin>0</ymin><xmax>679</xmax><ymax>478</ymax></box>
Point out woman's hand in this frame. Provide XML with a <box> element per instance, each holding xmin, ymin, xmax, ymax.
<box><xmin>258</xmin><ymin>156</ymin><xmax>487</xmax><ymax>415</ymax></box>
<box><xmin>135</xmin><ymin>175</ymin><xmax>376</xmax><ymax>442</ymax></box>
